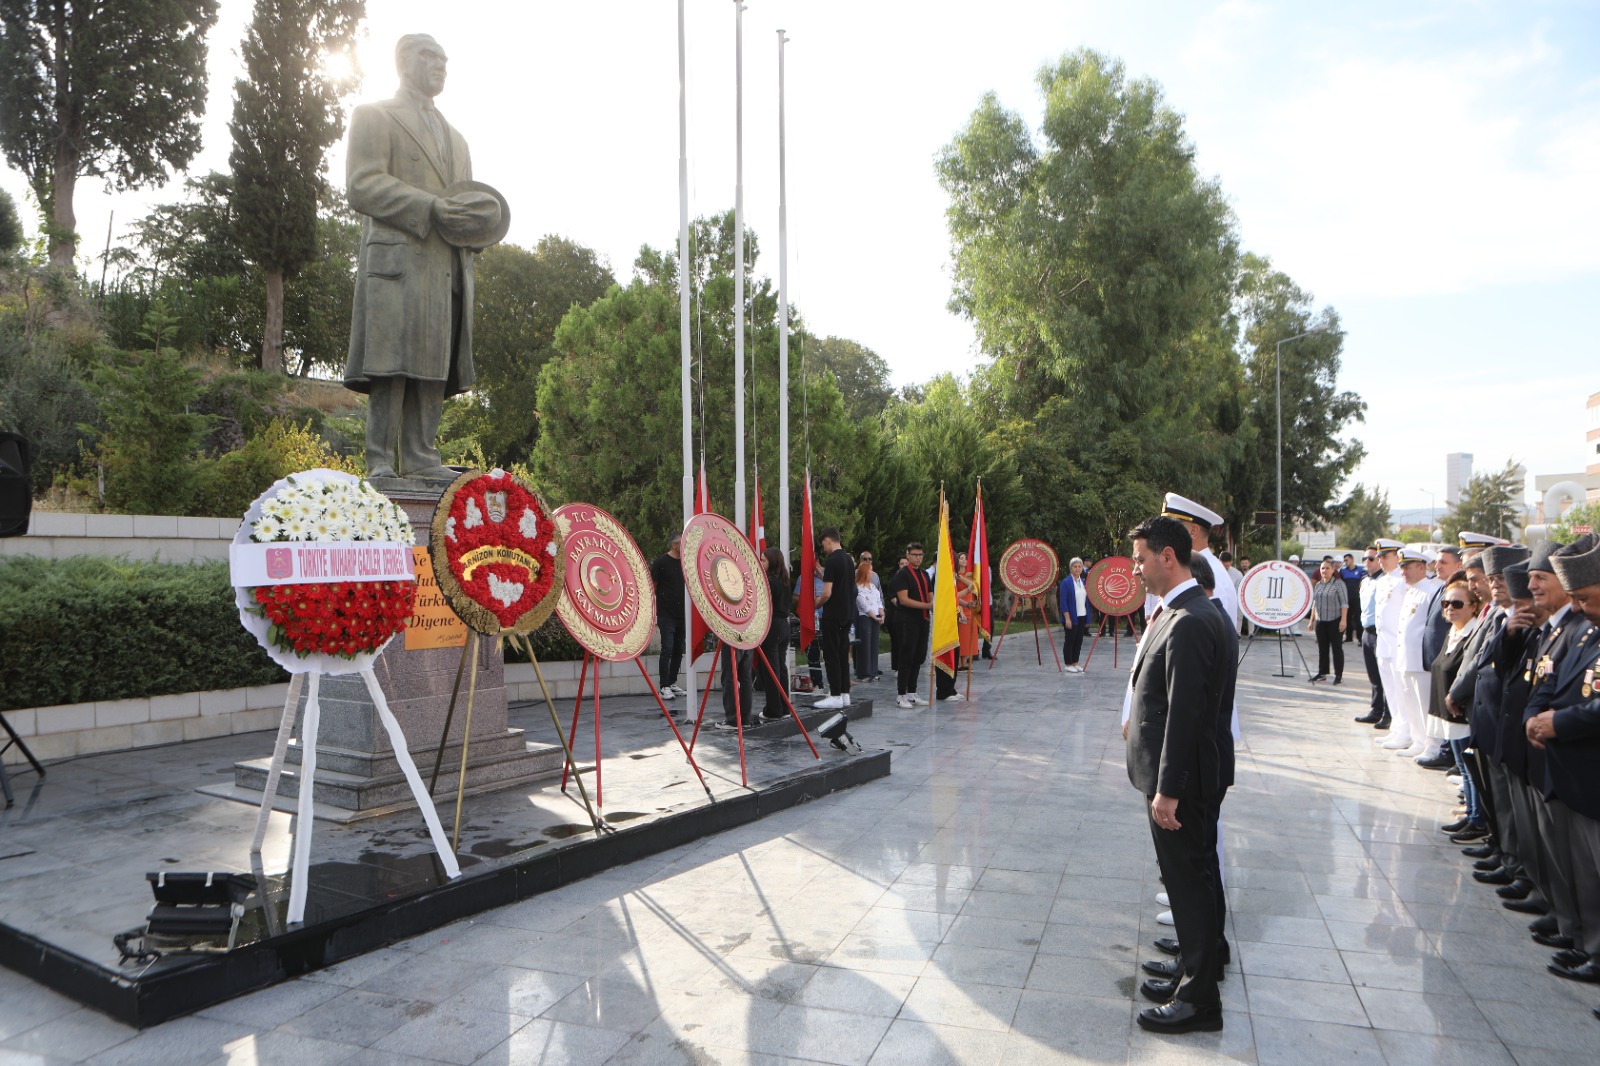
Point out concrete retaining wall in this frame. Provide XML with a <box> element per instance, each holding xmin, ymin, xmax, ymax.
<box><xmin>0</xmin><ymin>653</ymin><xmax>734</xmax><ymax>767</ymax></box>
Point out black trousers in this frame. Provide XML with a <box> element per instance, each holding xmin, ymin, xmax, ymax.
<box><xmin>1062</xmin><ymin>616</ymin><xmax>1086</xmax><ymax>665</ymax></box>
<box><xmin>895</xmin><ymin>618</ymin><xmax>929</xmax><ymax>695</ymax></box>
<box><xmin>1361</xmin><ymin>628</ymin><xmax>1387</xmax><ymax>717</ymax></box>
<box><xmin>658</xmin><ymin>614</ymin><xmax>685</xmax><ymax>688</ymax></box>
<box><xmin>1344</xmin><ymin>604</ymin><xmax>1360</xmax><ymax>642</ymax></box>
<box><xmin>820</xmin><ymin>618</ymin><xmax>852</xmax><ymax>697</ymax></box>
<box><xmin>1147</xmin><ymin>794</ymin><xmax>1222</xmax><ymax>1006</ymax></box>
<box><xmin>757</xmin><ymin>617</ymin><xmax>787</xmax><ymax>713</ymax></box>
<box><xmin>1315</xmin><ymin>621</ymin><xmax>1344</xmax><ymax>679</ymax></box>
<box><xmin>719</xmin><ymin>645</ymin><xmax>753</xmax><ymax>724</ymax></box>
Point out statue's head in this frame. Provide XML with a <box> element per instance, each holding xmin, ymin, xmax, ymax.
<box><xmin>396</xmin><ymin>34</ymin><xmax>448</xmax><ymax>98</ymax></box>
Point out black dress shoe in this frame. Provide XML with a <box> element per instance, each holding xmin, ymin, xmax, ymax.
<box><xmin>1473</xmin><ymin>857</ymin><xmax>1503</xmax><ymax>871</ymax></box>
<box><xmin>1548</xmin><ymin>960</ymin><xmax>1600</xmax><ymax>983</ymax></box>
<box><xmin>1373</xmin><ymin>714</ymin><xmax>1392</xmax><ymax>729</ymax></box>
<box><xmin>1355</xmin><ymin>710</ymin><xmax>1383</xmax><ymax>723</ymax></box>
<box><xmin>1153</xmin><ymin>936</ymin><xmax>1181</xmax><ymax>956</ymax></box>
<box><xmin>1530</xmin><ymin>915</ymin><xmax>1560</xmax><ymax>935</ymax></box>
<box><xmin>1533</xmin><ymin>932</ymin><xmax>1575</xmax><ymax>949</ymax></box>
<box><xmin>1504</xmin><ymin>898</ymin><xmax>1549</xmax><ymax>915</ymax></box>
<box><xmin>1417</xmin><ymin>750</ymin><xmax>1456</xmax><ymax>770</ymax></box>
<box><xmin>1140</xmin><ymin>975</ymin><xmax>1180</xmax><ymax>1003</ymax></box>
<box><xmin>1450</xmin><ymin>824</ymin><xmax>1490</xmax><ymax>843</ymax></box>
<box><xmin>1496</xmin><ymin>878</ymin><xmax>1535</xmax><ymax>900</ymax></box>
<box><xmin>1552</xmin><ymin>948</ymin><xmax>1589</xmax><ymax>968</ymax></box>
<box><xmin>1309</xmin><ymin>674</ymin><xmax>1327</xmax><ymax>683</ymax></box>
<box><xmin>1441</xmin><ymin>817</ymin><xmax>1471</xmax><ymax>833</ymax></box>
<box><xmin>1142</xmin><ymin>958</ymin><xmax>1181</xmax><ymax>979</ymax></box>
<box><xmin>1136</xmin><ymin>999</ymin><xmax>1224</xmax><ymax>1034</ymax></box>
<box><xmin>1475</xmin><ymin>868</ymin><xmax>1514</xmax><ymax>885</ymax></box>
<box><xmin>1463</xmin><ymin>843</ymin><xmax>1497</xmax><ymax>859</ymax></box>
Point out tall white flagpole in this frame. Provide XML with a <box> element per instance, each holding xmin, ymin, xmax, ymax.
<box><xmin>777</xmin><ymin>28</ymin><xmax>790</xmax><ymax>563</ymax></box>
<box><xmin>732</xmin><ymin>0</ymin><xmax>747</xmax><ymax>535</ymax></box>
<box><xmin>677</xmin><ymin>0</ymin><xmax>697</xmax><ymax>708</ymax></box>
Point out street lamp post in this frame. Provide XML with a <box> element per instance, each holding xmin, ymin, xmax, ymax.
<box><xmin>1275</xmin><ymin>325</ymin><xmax>1330</xmax><ymax>561</ymax></box>
<box><xmin>1420</xmin><ymin>489</ymin><xmax>1436</xmax><ymax>540</ymax></box>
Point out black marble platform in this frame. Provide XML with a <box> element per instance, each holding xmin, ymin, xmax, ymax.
<box><xmin>0</xmin><ymin>685</ymin><xmax>889</xmax><ymax>1029</ymax></box>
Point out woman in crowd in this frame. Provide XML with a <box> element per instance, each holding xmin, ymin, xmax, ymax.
<box><xmin>1309</xmin><ymin>557</ymin><xmax>1348</xmax><ymax>683</ymax></box>
<box><xmin>1428</xmin><ymin>572</ymin><xmax>1484</xmax><ymax>835</ymax></box>
<box><xmin>854</xmin><ymin>558</ymin><xmax>885</xmax><ymax>683</ymax></box>
<box><xmin>1057</xmin><ymin>556</ymin><xmax>1093</xmax><ymax>673</ymax></box>
<box><xmin>759</xmin><ymin>547</ymin><xmax>792</xmax><ymax>718</ymax></box>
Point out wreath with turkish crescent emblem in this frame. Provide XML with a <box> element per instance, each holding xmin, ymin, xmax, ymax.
<box><xmin>430</xmin><ymin>469</ymin><xmax>564</xmax><ymax>637</ymax></box>
<box><xmin>552</xmin><ymin>503</ymin><xmax>656</xmax><ymax>662</ymax></box>
<box><xmin>999</xmin><ymin>538</ymin><xmax>1059</xmax><ymax>598</ymax></box>
<box><xmin>681</xmin><ymin>513</ymin><xmax>771</xmax><ymax>650</ymax></box>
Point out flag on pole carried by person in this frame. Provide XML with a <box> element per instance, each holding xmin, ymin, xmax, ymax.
<box><xmin>970</xmin><ymin>479</ymin><xmax>991</xmax><ymax>639</ymax></box>
<box><xmin>932</xmin><ymin>488</ymin><xmax>960</xmax><ymax>677</ymax></box>
<box><xmin>798</xmin><ymin>471</ymin><xmax>816</xmax><ymax>654</ymax></box>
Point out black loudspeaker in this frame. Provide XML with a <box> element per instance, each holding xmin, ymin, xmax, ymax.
<box><xmin>0</xmin><ymin>432</ymin><xmax>31</xmax><ymax>538</ymax></box>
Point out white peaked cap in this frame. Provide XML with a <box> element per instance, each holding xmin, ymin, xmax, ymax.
<box><xmin>1161</xmin><ymin>493</ymin><xmax>1223</xmax><ymax>529</ymax></box>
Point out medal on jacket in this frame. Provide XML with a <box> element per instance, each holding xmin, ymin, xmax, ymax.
<box><xmin>1584</xmin><ymin>666</ymin><xmax>1595</xmax><ymax>699</ymax></box>
<box><xmin>1524</xmin><ymin>656</ymin><xmax>1534</xmax><ymax>683</ymax></box>
<box><xmin>1535</xmin><ymin>654</ymin><xmax>1554</xmax><ymax>682</ymax></box>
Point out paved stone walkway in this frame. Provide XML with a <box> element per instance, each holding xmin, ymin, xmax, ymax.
<box><xmin>3</xmin><ymin>633</ymin><xmax>1597</xmax><ymax>1064</ymax></box>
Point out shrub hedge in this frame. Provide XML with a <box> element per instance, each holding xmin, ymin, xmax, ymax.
<box><xmin>0</xmin><ymin>556</ymin><xmax>286</xmax><ymax>711</ymax></box>
<box><xmin>0</xmin><ymin>555</ymin><xmax>599</xmax><ymax>712</ymax></box>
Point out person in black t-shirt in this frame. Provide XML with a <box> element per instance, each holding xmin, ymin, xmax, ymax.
<box><xmin>885</xmin><ymin>543</ymin><xmax>932</xmax><ymax>707</ymax></box>
<box><xmin>649</xmin><ymin>534</ymin><xmax>686</xmax><ymax>698</ymax></box>
<box><xmin>814</xmin><ymin>527</ymin><xmax>856</xmax><ymax>709</ymax></box>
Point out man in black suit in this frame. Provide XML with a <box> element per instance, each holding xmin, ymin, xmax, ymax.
<box><xmin>1524</xmin><ymin>535</ymin><xmax>1600</xmax><ymax>993</ymax></box>
<box><xmin>1122</xmin><ymin>516</ymin><xmax>1231</xmax><ymax>1033</ymax></box>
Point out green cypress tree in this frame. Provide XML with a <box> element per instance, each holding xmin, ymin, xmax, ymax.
<box><xmin>228</xmin><ymin>0</ymin><xmax>363</xmax><ymax>373</ymax></box>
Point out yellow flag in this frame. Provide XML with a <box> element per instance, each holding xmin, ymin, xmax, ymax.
<box><xmin>931</xmin><ymin>491</ymin><xmax>959</xmax><ymax>676</ymax></box>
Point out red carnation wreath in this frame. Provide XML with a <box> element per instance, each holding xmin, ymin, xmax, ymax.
<box><xmin>231</xmin><ymin>469</ymin><xmax>418</xmax><ymax>674</ymax></box>
<box><xmin>431</xmin><ymin>469</ymin><xmax>564</xmax><ymax>636</ymax></box>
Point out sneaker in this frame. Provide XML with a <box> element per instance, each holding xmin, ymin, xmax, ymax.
<box><xmin>814</xmin><ymin>695</ymin><xmax>845</xmax><ymax>710</ymax></box>
<box><xmin>1156</xmin><ymin>891</ymin><xmax>1171</xmax><ymax>906</ymax></box>
<box><xmin>1065</xmin><ymin>665</ymin><xmax>1083</xmax><ymax>673</ymax></box>
<box><xmin>896</xmin><ymin>696</ymin><xmax>914</xmax><ymax>709</ymax></box>
<box><xmin>1156</xmin><ymin>909</ymin><xmax>1175</xmax><ymax>926</ymax></box>
<box><xmin>945</xmin><ymin>693</ymin><xmax>965</xmax><ymax>702</ymax></box>
<box><xmin>1381</xmin><ymin>736</ymin><xmax>1412</xmax><ymax>750</ymax></box>
<box><xmin>910</xmin><ymin>694</ymin><xmax>929</xmax><ymax>706</ymax></box>
<box><xmin>659</xmin><ymin>685</ymin><xmax>677</xmax><ymax>699</ymax></box>
<box><xmin>1398</xmin><ymin>743</ymin><xmax>1428</xmax><ymax>758</ymax></box>
<box><xmin>842</xmin><ymin>693</ymin><xmax>852</xmax><ymax>707</ymax></box>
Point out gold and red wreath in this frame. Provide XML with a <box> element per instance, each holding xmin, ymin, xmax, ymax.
<box><xmin>431</xmin><ymin>469</ymin><xmax>565</xmax><ymax>636</ymax></box>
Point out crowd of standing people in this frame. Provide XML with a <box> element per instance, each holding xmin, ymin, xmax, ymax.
<box><xmin>1347</xmin><ymin>532</ymin><xmax>1600</xmax><ymax>1021</ymax></box>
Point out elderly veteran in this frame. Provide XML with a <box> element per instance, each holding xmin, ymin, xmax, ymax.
<box><xmin>1458</xmin><ymin>546</ymin><xmax>1533</xmax><ymax>872</ymax></box>
<box><xmin>1523</xmin><ymin>535</ymin><xmax>1600</xmax><ymax>989</ymax></box>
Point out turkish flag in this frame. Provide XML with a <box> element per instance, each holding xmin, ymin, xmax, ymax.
<box><xmin>798</xmin><ymin>471</ymin><xmax>816</xmax><ymax>654</ymax></box>
<box><xmin>689</xmin><ymin>459</ymin><xmax>712</xmax><ymax>660</ymax></box>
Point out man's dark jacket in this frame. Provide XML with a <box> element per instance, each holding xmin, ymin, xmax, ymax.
<box><xmin>1126</xmin><ymin>584</ymin><xmax>1230</xmax><ymax>799</ymax></box>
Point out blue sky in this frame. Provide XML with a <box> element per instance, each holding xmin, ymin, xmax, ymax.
<box><xmin>4</xmin><ymin>1</ymin><xmax>1595</xmax><ymax>516</ymax></box>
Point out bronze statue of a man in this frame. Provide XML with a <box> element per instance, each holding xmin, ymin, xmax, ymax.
<box><xmin>343</xmin><ymin>34</ymin><xmax>507</xmax><ymax>480</ymax></box>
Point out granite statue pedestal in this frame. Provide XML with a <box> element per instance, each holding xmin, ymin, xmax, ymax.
<box><xmin>224</xmin><ymin>476</ymin><xmax>567</xmax><ymax>821</ymax></box>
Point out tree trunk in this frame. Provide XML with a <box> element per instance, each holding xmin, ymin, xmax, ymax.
<box><xmin>262</xmin><ymin>268</ymin><xmax>285</xmax><ymax>373</ymax></box>
<box><xmin>48</xmin><ymin>143</ymin><xmax>77</xmax><ymax>271</ymax></box>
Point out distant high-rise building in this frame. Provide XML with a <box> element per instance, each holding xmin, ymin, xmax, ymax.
<box><xmin>1446</xmin><ymin>452</ymin><xmax>1473</xmax><ymax>509</ymax></box>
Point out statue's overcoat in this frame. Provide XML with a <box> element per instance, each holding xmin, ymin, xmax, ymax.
<box><xmin>343</xmin><ymin>94</ymin><xmax>475</xmax><ymax>396</ymax></box>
